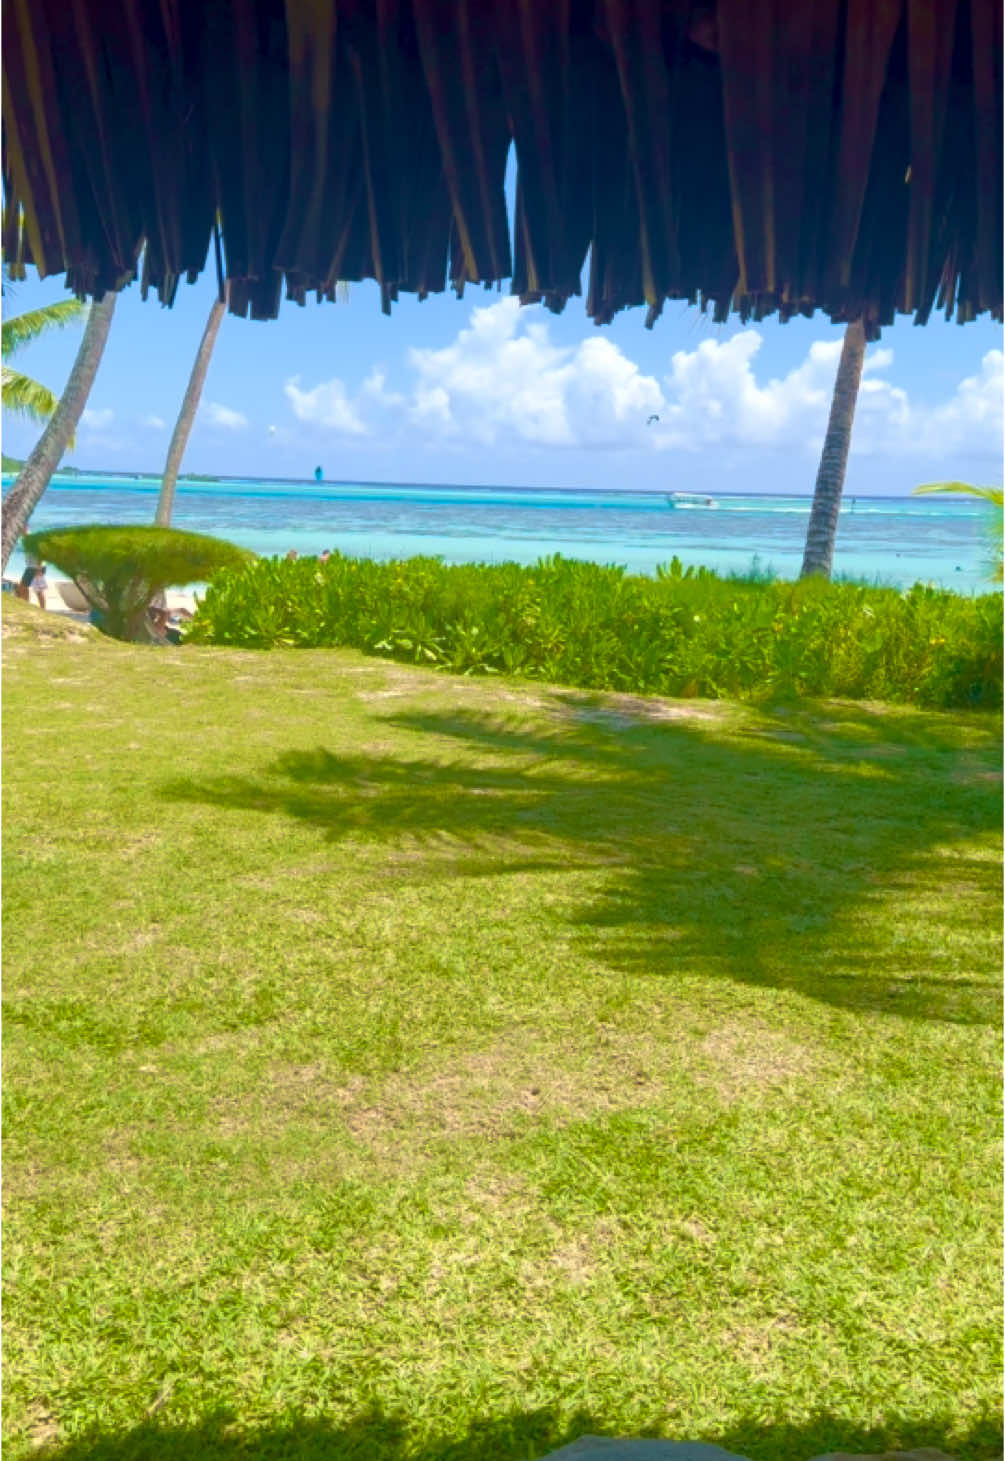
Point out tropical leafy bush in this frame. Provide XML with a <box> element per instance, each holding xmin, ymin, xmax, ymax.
<box><xmin>188</xmin><ymin>551</ymin><xmax>1003</xmax><ymax>709</ymax></box>
<box><xmin>25</xmin><ymin>524</ymin><xmax>254</xmax><ymax>642</ymax></box>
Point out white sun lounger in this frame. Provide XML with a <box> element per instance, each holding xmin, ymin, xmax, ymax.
<box><xmin>56</xmin><ymin>581</ymin><xmax>91</xmax><ymax>613</ymax></box>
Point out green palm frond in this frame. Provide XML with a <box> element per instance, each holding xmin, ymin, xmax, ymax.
<box><xmin>2</xmin><ymin>366</ymin><xmax>76</xmax><ymax>447</ymax></box>
<box><xmin>913</xmin><ymin>481</ymin><xmax>1004</xmax><ymax>507</ymax></box>
<box><xmin>913</xmin><ymin>481</ymin><xmax>1003</xmax><ymax>584</ymax></box>
<box><xmin>1</xmin><ymin>299</ymin><xmax>88</xmax><ymax>360</ymax></box>
<box><xmin>2</xmin><ymin>365</ymin><xmax>60</xmax><ymax>423</ymax></box>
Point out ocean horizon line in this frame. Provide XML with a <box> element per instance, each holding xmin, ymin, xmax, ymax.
<box><xmin>0</xmin><ymin>469</ymin><xmax>965</xmax><ymax>503</ymax></box>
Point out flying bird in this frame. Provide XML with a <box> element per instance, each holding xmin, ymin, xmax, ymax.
<box><xmin>646</xmin><ymin>414</ymin><xmax>660</xmax><ymax>425</ymax></box>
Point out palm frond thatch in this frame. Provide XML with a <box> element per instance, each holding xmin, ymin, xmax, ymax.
<box><xmin>1</xmin><ymin>1</ymin><xmax>1000</xmax><ymax>332</ymax></box>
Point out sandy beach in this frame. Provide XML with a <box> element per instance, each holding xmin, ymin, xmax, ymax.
<box><xmin>27</xmin><ymin>578</ymin><xmax>198</xmax><ymax>621</ymax></box>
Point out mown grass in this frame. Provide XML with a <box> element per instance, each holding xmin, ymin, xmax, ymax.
<box><xmin>3</xmin><ymin>596</ymin><xmax>1002</xmax><ymax>1461</ymax></box>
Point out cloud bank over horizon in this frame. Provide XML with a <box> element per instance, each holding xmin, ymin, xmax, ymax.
<box><xmin>281</xmin><ymin>297</ymin><xmax>1003</xmax><ymax>467</ymax></box>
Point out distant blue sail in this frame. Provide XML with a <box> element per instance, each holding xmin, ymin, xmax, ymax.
<box><xmin>314</xmin><ymin>466</ymin><xmax>323</xmax><ymax>482</ymax></box>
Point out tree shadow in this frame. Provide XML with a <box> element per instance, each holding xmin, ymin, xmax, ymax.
<box><xmin>161</xmin><ymin>696</ymin><xmax>1002</xmax><ymax>1026</ymax></box>
<box><xmin>28</xmin><ymin>1399</ymin><xmax>1004</xmax><ymax>1460</ymax></box>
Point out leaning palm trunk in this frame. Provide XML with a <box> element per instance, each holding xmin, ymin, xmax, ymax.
<box><xmin>1</xmin><ymin>292</ymin><xmax>117</xmax><ymax>573</ymax></box>
<box><xmin>800</xmin><ymin>318</ymin><xmax>867</xmax><ymax>579</ymax></box>
<box><xmin>156</xmin><ymin>287</ymin><xmax>228</xmax><ymax>526</ymax></box>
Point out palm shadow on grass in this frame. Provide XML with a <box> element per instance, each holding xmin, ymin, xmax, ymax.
<box><xmin>29</xmin><ymin>1400</ymin><xmax>1004</xmax><ymax>1461</ymax></box>
<box><xmin>161</xmin><ymin>696</ymin><xmax>1002</xmax><ymax>1027</ymax></box>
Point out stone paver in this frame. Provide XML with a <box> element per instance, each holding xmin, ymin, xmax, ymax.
<box><xmin>542</xmin><ymin>1441</ymin><xmax>751</xmax><ymax>1461</ymax></box>
<box><xmin>807</xmin><ymin>1451</ymin><xmax>957</xmax><ymax>1461</ymax></box>
<box><xmin>542</xmin><ymin>1441</ymin><xmax>959</xmax><ymax>1461</ymax></box>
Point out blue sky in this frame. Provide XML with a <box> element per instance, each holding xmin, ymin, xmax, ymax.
<box><xmin>4</xmin><ymin>252</ymin><xmax>1001</xmax><ymax>497</ymax></box>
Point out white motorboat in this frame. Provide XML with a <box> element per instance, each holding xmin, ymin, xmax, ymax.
<box><xmin>667</xmin><ymin>493</ymin><xmax>719</xmax><ymax>509</ymax></box>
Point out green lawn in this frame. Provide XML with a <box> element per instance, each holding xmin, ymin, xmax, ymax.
<box><xmin>3</xmin><ymin>598</ymin><xmax>1002</xmax><ymax>1461</ymax></box>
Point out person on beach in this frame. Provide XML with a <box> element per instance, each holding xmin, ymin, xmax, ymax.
<box><xmin>31</xmin><ymin>563</ymin><xmax>48</xmax><ymax>609</ymax></box>
<box><xmin>165</xmin><ymin>607</ymin><xmax>194</xmax><ymax>645</ymax></box>
<box><xmin>285</xmin><ymin>549</ymin><xmax>299</xmax><ymax>561</ymax></box>
<box><xmin>319</xmin><ymin>549</ymin><xmax>332</xmax><ymax>564</ymax></box>
<box><xmin>17</xmin><ymin>562</ymin><xmax>47</xmax><ymax>608</ymax></box>
<box><xmin>148</xmin><ymin>591</ymin><xmax>171</xmax><ymax>637</ymax></box>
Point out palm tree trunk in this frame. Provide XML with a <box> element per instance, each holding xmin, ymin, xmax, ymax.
<box><xmin>1</xmin><ymin>293</ymin><xmax>117</xmax><ymax>573</ymax></box>
<box><xmin>156</xmin><ymin>288</ymin><xmax>228</xmax><ymax>526</ymax></box>
<box><xmin>800</xmin><ymin>318</ymin><xmax>867</xmax><ymax>580</ymax></box>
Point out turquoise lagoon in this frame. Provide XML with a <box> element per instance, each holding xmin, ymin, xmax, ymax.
<box><xmin>3</xmin><ymin>473</ymin><xmax>997</xmax><ymax>593</ymax></box>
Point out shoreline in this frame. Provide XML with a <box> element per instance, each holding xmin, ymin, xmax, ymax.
<box><xmin>11</xmin><ymin>578</ymin><xmax>198</xmax><ymax>621</ymax></box>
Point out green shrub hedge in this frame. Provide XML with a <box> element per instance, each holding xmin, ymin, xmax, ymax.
<box><xmin>188</xmin><ymin>552</ymin><xmax>1003</xmax><ymax>709</ymax></box>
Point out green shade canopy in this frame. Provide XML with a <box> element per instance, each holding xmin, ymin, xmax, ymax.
<box><xmin>3</xmin><ymin>0</ymin><xmax>1001</xmax><ymax>337</ymax></box>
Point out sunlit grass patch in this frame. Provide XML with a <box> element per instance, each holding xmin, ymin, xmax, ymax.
<box><xmin>3</xmin><ymin>621</ymin><xmax>1002</xmax><ymax>1460</ymax></box>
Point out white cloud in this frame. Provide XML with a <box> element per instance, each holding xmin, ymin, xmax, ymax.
<box><xmin>284</xmin><ymin>375</ymin><xmax>368</xmax><ymax>435</ymax></box>
<box><xmin>922</xmin><ymin>349</ymin><xmax>1003</xmax><ymax>448</ymax></box>
<box><xmin>657</xmin><ymin>333</ymin><xmax>835</xmax><ymax>448</ymax></box>
<box><xmin>81</xmin><ymin>407</ymin><xmax>114</xmax><ymax>429</ymax></box>
<box><xmin>279</xmin><ymin>300</ymin><xmax>1002</xmax><ymax>463</ymax></box>
<box><xmin>862</xmin><ymin>346</ymin><xmax>894</xmax><ymax>374</ymax></box>
<box><xmin>407</xmin><ymin>297</ymin><xmax>662</xmax><ymax>449</ymax></box>
<box><xmin>408</xmin><ymin>301</ymin><xmax>575</xmax><ymax>445</ymax></box>
<box><xmin>142</xmin><ymin>413</ymin><xmax>166</xmax><ymax>429</ymax></box>
<box><xmin>411</xmin><ymin>384</ymin><xmax>454</xmax><ymax>433</ymax></box>
<box><xmin>568</xmin><ymin>337</ymin><xmax>664</xmax><ymax>446</ymax></box>
<box><xmin>850</xmin><ymin>347</ymin><xmax>1001</xmax><ymax>457</ymax></box>
<box><xmin>204</xmin><ymin>401</ymin><xmax>249</xmax><ymax>430</ymax></box>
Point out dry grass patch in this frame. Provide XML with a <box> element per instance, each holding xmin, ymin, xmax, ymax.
<box><xmin>722</xmin><ymin>1314</ymin><xmax>803</xmax><ymax>1368</ymax></box>
<box><xmin>558</xmin><ymin>691</ymin><xmax>728</xmax><ymax>730</ymax></box>
<box><xmin>204</xmin><ymin>1016</ymin><xmax>822</xmax><ymax>1181</ymax></box>
<box><xmin>697</xmin><ymin>1019</ymin><xmax>817</xmax><ymax>1102</ymax></box>
<box><xmin>21</xmin><ymin>1405</ymin><xmax>61</xmax><ymax>1451</ymax></box>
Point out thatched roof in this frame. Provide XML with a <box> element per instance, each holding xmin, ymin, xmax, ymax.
<box><xmin>2</xmin><ymin>0</ymin><xmax>1001</xmax><ymax>338</ymax></box>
